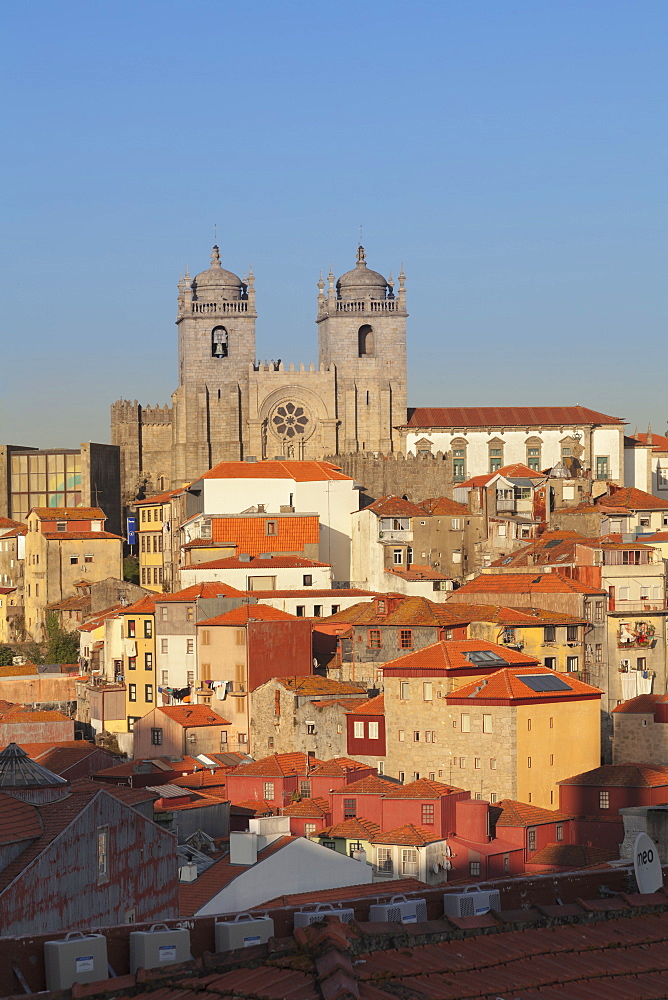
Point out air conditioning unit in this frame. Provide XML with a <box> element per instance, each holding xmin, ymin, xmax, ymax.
<box><xmin>293</xmin><ymin>903</ymin><xmax>355</xmax><ymax>927</ymax></box>
<box><xmin>129</xmin><ymin>924</ymin><xmax>191</xmax><ymax>972</ymax></box>
<box><xmin>443</xmin><ymin>886</ymin><xmax>501</xmax><ymax>917</ymax></box>
<box><xmin>44</xmin><ymin>932</ymin><xmax>108</xmax><ymax>990</ymax></box>
<box><xmin>215</xmin><ymin>912</ymin><xmax>274</xmax><ymax>951</ymax></box>
<box><xmin>368</xmin><ymin>894</ymin><xmax>427</xmax><ymax>925</ymax></box>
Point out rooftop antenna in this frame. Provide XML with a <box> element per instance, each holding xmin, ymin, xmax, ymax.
<box><xmin>213</xmin><ymin>223</ymin><xmax>218</xmax><ymax>245</ymax></box>
<box><xmin>358</xmin><ymin>224</ymin><xmax>363</xmax><ymax>247</ymax></box>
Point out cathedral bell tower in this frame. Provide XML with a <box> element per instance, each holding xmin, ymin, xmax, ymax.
<box><xmin>172</xmin><ymin>245</ymin><xmax>257</xmax><ymax>483</ymax></box>
<box><xmin>316</xmin><ymin>246</ymin><xmax>407</xmax><ymax>454</ymax></box>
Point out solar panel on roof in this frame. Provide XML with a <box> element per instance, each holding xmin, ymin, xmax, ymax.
<box><xmin>519</xmin><ymin>674</ymin><xmax>572</xmax><ymax>692</ymax></box>
<box><xmin>544</xmin><ymin>540</ymin><xmax>562</xmax><ymax>548</ymax></box>
<box><xmin>465</xmin><ymin>650</ymin><xmax>507</xmax><ymax>666</ymax></box>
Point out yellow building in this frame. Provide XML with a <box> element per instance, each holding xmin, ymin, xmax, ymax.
<box><xmin>24</xmin><ymin>507</ymin><xmax>123</xmax><ymax>640</ymax></box>
<box><xmin>135</xmin><ymin>490</ymin><xmax>180</xmax><ymax>593</ymax></box>
<box><xmin>119</xmin><ymin>594</ymin><xmax>157</xmax><ymax>732</ymax></box>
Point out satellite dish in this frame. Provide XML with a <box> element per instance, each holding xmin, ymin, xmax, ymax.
<box><xmin>634</xmin><ymin>832</ymin><xmax>663</xmax><ymax>894</ymax></box>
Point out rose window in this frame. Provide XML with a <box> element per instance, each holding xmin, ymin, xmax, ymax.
<box><xmin>272</xmin><ymin>402</ymin><xmax>310</xmax><ymax>439</ymax></box>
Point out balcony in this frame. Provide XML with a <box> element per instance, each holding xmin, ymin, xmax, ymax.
<box><xmin>610</xmin><ymin>600</ymin><xmax>668</xmax><ymax>614</ymax></box>
<box><xmin>378</xmin><ymin>529</ymin><xmax>412</xmax><ymax>542</ymax></box>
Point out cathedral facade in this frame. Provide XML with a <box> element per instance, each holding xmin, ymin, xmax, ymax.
<box><xmin>111</xmin><ymin>244</ymin><xmax>408</xmax><ymax>498</ymax></box>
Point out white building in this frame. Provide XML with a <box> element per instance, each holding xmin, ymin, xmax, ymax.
<box><xmin>180</xmin><ymin>555</ymin><xmax>333</xmax><ymax>591</ymax></box>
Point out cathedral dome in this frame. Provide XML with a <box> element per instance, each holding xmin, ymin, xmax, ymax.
<box><xmin>192</xmin><ymin>246</ymin><xmax>243</xmax><ymax>300</ymax></box>
<box><xmin>337</xmin><ymin>247</ymin><xmax>388</xmax><ymax>301</ymax></box>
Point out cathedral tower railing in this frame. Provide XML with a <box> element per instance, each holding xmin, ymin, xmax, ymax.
<box><xmin>189</xmin><ymin>301</ymin><xmax>250</xmax><ymax>315</ymax></box>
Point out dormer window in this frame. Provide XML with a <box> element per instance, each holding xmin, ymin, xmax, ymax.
<box><xmin>56</xmin><ymin>521</ymin><xmax>67</xmax><ymax>532</ymax></box>
<box><xmin>212</xmin><ymin>326</ymin><xmax>228</xmax><ymax>358</ymax></box>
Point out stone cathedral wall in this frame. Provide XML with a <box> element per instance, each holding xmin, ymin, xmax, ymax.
<box><xmin>326</xmin><ymin>451</ymin><xmax>455</xmax><ymax>504</ymax></box>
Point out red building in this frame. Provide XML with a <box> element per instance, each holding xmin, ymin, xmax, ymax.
<box><xmin>380</xmin><ymin>778</ymin><xmax>468</xmax><ymax>839</ymax></box>
<box><xmin>446</xmin><ymin>799</ymin><xmax>525</xmax><ymax>881</ymax></box>
<box><xmin>490</xmin><ymin>799</ymin><xmax>573</xmax><ymax>862</ymax></box>
<box><xmin>346</xmin><ymin>693</ymin><xmax>386</xmax><ymax>763</ymax></box>
<box><xmin>330</xmin><ymin>775</ymin><xmax>399</xmax><ymax>826</ymax></box>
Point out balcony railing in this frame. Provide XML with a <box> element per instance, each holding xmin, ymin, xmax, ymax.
<box><xmin>378</xmin><ymin>529</ymin><xmax>412</xmax><ymax>542</ymax></box>
<box><xmin>610</xmin><ymin>600</ymin><xmax>668</xmax><ymax>614</ymax></box>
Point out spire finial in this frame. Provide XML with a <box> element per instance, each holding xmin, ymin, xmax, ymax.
<box><xmin>211</xmin><ymin>244</ymin><xmax>221</xmax><ymax>268</ymax></box>
<box><xmin>356</xmin><ymin>244</ymin><xmax>366</xmax><ymax>265</ymax></box>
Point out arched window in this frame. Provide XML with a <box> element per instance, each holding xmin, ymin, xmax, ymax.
<box><xmin>358</xmin><ymin>324</ymin><xmax>374</xmax><ymax>357</ymax></box>
<box><xmin>212</xmin><ymin>327</ymin><xmax>228</xmax><ymax>358</ymax></box>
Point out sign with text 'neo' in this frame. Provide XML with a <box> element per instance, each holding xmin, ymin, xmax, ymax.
<box><xmin>634</xmin><ymin>832</ymin><xmax>663</xmax><ymax>894</ymax></box>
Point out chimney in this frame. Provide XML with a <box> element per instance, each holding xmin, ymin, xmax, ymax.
<box><xmin>179</xmin><ymin>863</ymin><xmax>198</xmax><ymax>882</ymax></box>
<box><xmin>229</xmin><ymin>831</ymin><xmax>258</xmax><ymax>865</ymax></box>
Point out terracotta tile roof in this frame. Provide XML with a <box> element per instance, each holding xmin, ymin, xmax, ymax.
<box><xmin>199</xmin><ymin>459</ymin><xmax>352</xmax><ymax>482</ymax></box>
<box><xmin>248</xmin><ymin>588</ymin><xmax>375</xmax><ymax>598</ymax></box>
<box><xmin>172</xmin><ymin>771</ymin><xmax>228</xmax><ymax>790</ymax></box>
<box><xmin>364</xmin><ymin>496</ymin><xmax>426</xmax><ymax>516</ymax></box>
<box><xmin>381</xmin><ymin>639</ymin><xmax>539</xmax><ymax>676</ymax></box>
<box><xmin>276</xmin><ymin>677</ymin><xmax>366</xmax><ymax>696</ymax></box>
<box><xmin>18</xmin><ymin>741</ymin><xmax>116</xmax><ymax>776</ymax></box>
<box><xmin>232</xmin><ymin>799</ymin><xmax>276</xmax><ymax>814</ymax></box>
<box><xmin>134</xmin><ymin>488</ymin><xmax>182</xmax><ymax>505</ymax></box>
<box><xmin>197</xmin><ymin>604</ymin><xmax>300</xmax><ymax>626</ymax></box>
<box><xmin>0</xmin><ymin>526</ymin><xmax>26</xmax><ymax>538</ymax></box>
<box><xmin>386</xmin><ymin>564</ymin><xmax>449</xmax><ymax>581</ymax></box>
<box><xmin>0</xmin><ymin>517</ymin><xmax>25</xmax><ymax>532</ymax></box>
<box><xmin>0</xmin><ymin>704</ymin><xmax>71</xmax><ymax>722</ymax></box>
<box><xmin>447</xmin><ymin>665</ymin><xmax>602</xmax><ymax>704</ymax></box>
<box><xmin>0</xmin><ymin>790</ymin><xmax>43</xmax><ymax>844</ymax></box>
<box><xmin>228</xmin><ymin>752</ymin><xmax>323</xmax><ymax>777</ymax></box>
<box><xmin>157</xmin><ymin>706</ymin><xmax>231</xmax><ymax>728</ymax></box>
<box><xmin>419</xmin><ymin>496</ymin><xmax>470</xmax><ymax>515</ymax></box>
<box><xmin>600</xmin><ymin>485</ymin><xmax>668</xmax><ymax>511</ymax></box>
<box><xmin>69</xmin><ymin>779</ymin><xmax>158</xmax><ymax>807</ymax></box>
<box><xmin>41</xmin><ymin>530</ymin><xmax>123</xmax><ymax>541</ymax></box>
<box><xmin>308</xmin><ymin>697</ymin><xmax>368</xmax><ymax>710</ymax></box>
<box><xmin>281</xmin><ymin>796</ymin><xmax>330</xmax><ymax>818</ymax></box>
<box><xmin>322</xmin><ymin>595</ymin><xmax>469</xmax><ymax>628</ymax></box>
<box><xmin>612</xmin><ymin>694</ymin><xmax>663</xmax><ymax>714</ymax></box>
<box><xmin>307</xmin><ymin>757</ymin><xmax>371</xmax><ymax>777</ymax></box>
<box><xmin>31</xmin><ymin>506</ymin><xmax>106</xmax><ymax>519</ymax></box>
<box><xmin>441</xmin><ymin>601</ymin><xmax>586</xmax><ymax>626</ymax></box>
<box><xmin>491</xmin><ymin>799</ymin><xmax>572</xmax><ymax>827</ymax></box>
<box><xmin>371</xmin><ymin>823</ymin><xmax>443</xmax><ymax>846</ymax></box>
<box><xmin>211</xmin><ymin>514</ymin><xmax>319</xmax><ymax>552</ymax></box>
<box><xmin>94</xmin><ymin>755</ymin><xmax>202</xmax><ymax>777</ymax></box>
<box><xmin>260</xmin><ymin>876</ymin><xmax>425</xmax><ymax>908</ymax></box>
<box><xmin>155</xmin><ymin>582</ymin><xmax>246</xmax><ymax>602</ymax></box>
<box><xmin>348</xmin><ymin>693</ymin><xmax>384</xmax><ymax>715</ymax></box>
<box><xmin>403</xmin><ymin>405</ymin><xmax>624</xmax><ymax>428</ymax></box>
<box><xmin>178</xmin><ymin>835</ymin><xmax>295</xmax><ymax>915</ymax></box>
<box><xmin>635</xmin><ymin>430</ymin><xmax>668</xmax><ymax>453</ymax></box>
<box><xmin>330</xmin><ymin>775</ymin><xmax>398</xmax><ymax>795</ymax></box>
<box><xmin>46</xmin><ymin>595</ymin><xmax>91</xmax><ymax>612</ymax></box>
<box><xmin>526</xmin><ymin>842</ymin><xmax>619</xmax><ymax>867</ymax></box>
<box><xmin>119</xmin><ymin>594</ymin><xmax>157</xmax><ymax>615</ymax></box>
<box><xmin>77</xmin><ymin>605</ymin><xmax>122</xmax><ymax>630</ymax></box>
<box><xmin>384</xmin><ymin>778</ymin><xmax>465</xmax><ymax>799</ymax></box>
<box><xmin>319</xmin><ymin>817</ymin><xmax>380</xmax><ymax>840</ymax></box>
<box><xmin>184</xmin><ymin>554</ymin><xmax>330</xmax><ymax>570</ymax></box>
<box><xmin>452</xmin><ymin>571</ymin><xmax>606</xmax><ymax>596</ymax></box>
<box><xmin>559</xmin><ymin>763</ymin><xmax>668</xmax><ymax>788</ymax></box>
<box><xmin>459</xmin><ymin>464</ymin><xmax>547</xmax><ymax>489</ymax></box>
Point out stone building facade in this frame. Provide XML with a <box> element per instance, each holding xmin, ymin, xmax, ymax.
<box><xmin>112</xmin><ymin>244</ymin><xmax>407</xmax><ymax>499</ymax></box>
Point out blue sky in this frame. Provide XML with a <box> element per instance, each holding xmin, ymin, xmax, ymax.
<box><xmin>2</xmin><ymin>0</ymin><xmax>666</xmax><ymax>446</ymax></box>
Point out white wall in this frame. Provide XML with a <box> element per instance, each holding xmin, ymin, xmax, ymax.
<box><xmin>194</xmin><ymin>836</ymin><xmax>372</xmax><ymax>915</ymax></box>
<box><xmin>180</xmin><ymin>563</ymin><xmax>333</xmax><ymax>590</ymax></box>
<box><xmin>250</xmin><ymin>592</ymin><xmax>370</xmax><ymax>616</ymax></box>
<box><xmin>156</xmin><ymin>634</ymin><xmax>197</xmax><ymax>691</ymax></box>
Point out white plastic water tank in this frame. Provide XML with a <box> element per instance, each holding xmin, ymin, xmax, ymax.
<box><xmin>215</xmin><ymin>912</ymin><xmax>275</xmax><ymax>951</ymax></box>
<box><xmin>44</xmin><ymin>932</ymin><xmax>108</xmax><ymax>990</ymax></box>
<box><xmin>129</xmin><ymin>924</ymin><xmax>191</xmax><ymax>972</ymax></box>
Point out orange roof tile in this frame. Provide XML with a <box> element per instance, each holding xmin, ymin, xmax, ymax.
<box><xmin>197</xmin><ymin>604</ymin><xmax>300</xmax><ymax>626</ymax></box>
<box><xmin>240</xmin><ymin>588</ymin><xmax>375</xmax><ymax>599</ymax></box>
<box><xmin>232</xmin><ymin>799</ymin><xmax>277</xmax><ymax>815</ymax></box>
<box><xmin>260</xmin><ymin>877</ymin><xmax>425</xmax><ymax>908</ymax></box>
<box><xmin>211</xmin><ymin>514</ymin><xmax>319</xmax><ymax>552</ymax></box>
<box><xmin>348</xmin><ymin>693</ymin><xmax>384</xmax><ymax>715</ymax></box>
<box><xmin>281</xmin><ymin>796</ymin><xmax>331</xmax><ymax>818</ymax></box>
<box><xmin>612</xmin><ymin>694</ymin><xmax>663</xmax><ymax>714</ymax></box>
<box><xmin>384</xmin><ymin>778</ymin><xmax>465</xmax><ymax>799</ymax></box>
<box><xmin>0</xmin><ymin>517</ymin><xmax>25</xmax><ymax>531</ymax></box>
<box><xmin>157</xmin><ymin>706</ymin><xmax>231</xmax><ymax>727</ymax></box>
<box><xmin>381</xmin><ymin>639</ymin><xmax>539</xmax><ymax>676</ymax></box>
<box><xmin>155</xmin><ymin>582</ymin><xmax>246</xmax><ymax>602</ymax></box>
<box><xmin>31</xmin><ymin>507</ymin><xmax>106</xmax><ymax>520</ymax></box>
<box><xmin>386</xmin><ymin>564</ymin><xmax>449</xmax><ymax>581</ymax></box>
<box><xmin>526</xmin><ymin>843</ymin><xmax>618</xmax><ymax>867</ymax></box>
<box><xmin>371</xmin><ymin>823</ymin><xmax>443</xmax><ymax>846</ymax></box>
<box><xmin>77</xmin><ymin>605</ymin><xmax>122</xmax><ymax>630</ymax></box>
<box><xmin>364</xmin><ymin>496</ymin><xmax>426</xmax><ymax>517</ymax></box>
<box><xmin>323</xmin><ymin>595</ymin><xmax>470</xmax><ymax>628</ymax></box>
<box><xmin>601</xmin><ymin>485</ymin><xmax>668</xmax><ymax>511</ymax></box>
<box><xmin>635</xmin><ymin>431</ymin><xmax>668</xmax><ymax>453</ymax></box>
<box><xmin>183</xmin><ymin>554</ymin><xmax>330</xmax><ymax>570</ymax></box>
<box><xmin>41</xmin><ymin>531</ymin><xmax>122</xmax><ymax>541</ymax></box>
<box><xmin>119</xmin><ymin>594</ymin><xmax>157</xmax><ymax>615</ymax></box>
<box><xmin>330</xmin><ymin>775</ymin><xmax>398</xmax><ymax>795</ymax></box>
<box><xmin>403</xmin><ymin>405</ymin><xmax>623</xmax><ymax>428</ymax></box>
<box><xmin>228</xmin><ymin>752</ymin><xmax>323</xmax><ymax>777</ymax></box>
<box><xmin>0</xmin><ymin>526</ymin><xmax>27</xmax><ymax>538</ymax></box>
<box><xmin>452</xmin><ymin>571</ymin><xmax>605</xmax><ymax>596</ymax></box>
<box><xmin>492</xmin><ymin>799</ymin><xmax>572</xmax><ymax>827</ymax></box>
<box><xmin>308</xmin><ymin>757</ymin><xmax>371</xmax><ymax>777</ymax></box>
<box><xmin>558</xmin><ymin>763</ymin><xmax>668</xmax><ymax>788</ymax></box>
<box><xmin>447</xmin><ymin>665</ymin><xmax>602</xmax><ymax>704</ymax></box>
<box><xmin>172</xmin><ymin>771</ymin><xmax>228</xmax><ymax>790</ymax></box>
<box><xmin>199</xmin><ymin>460</ymin><xmax>352</xmax><ymax>482</ymax></box>
<box><xmin>440</xmin><ymin>601</ymin><xmax>586</xmax><ymax>626</ymax></box>
<box><xmin>276</xmin><ymin>677</ymin><xmax>366</xmax><ymax>696</ymax></box>
<box><xmin>134</xmin><ymin>488</ymin><xmax>182</xmax><ymax>505</ymax></box>
<box><xmin>0</xmin><ymin>790</ymin><xmax>43</xmax><ymax>845</ymax></box>
<box><xmin>419</xmin><ymin>496</ymin><xmax>470</xmax><ymax>515</ymax></box>
<box><xmin>319</xmin><ymin>817</ymin><xmax>380</xmax><ymax>840</ymax></box>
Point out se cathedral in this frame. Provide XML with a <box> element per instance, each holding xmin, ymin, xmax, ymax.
<box><xmin>111</xmin><ymin>244</ymin><xmax>408</xmax><ymax>497</ymax></box>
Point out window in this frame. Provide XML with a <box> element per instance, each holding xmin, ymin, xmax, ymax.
<box><xmin>313</xmin><ymin>605</ymin><xmax>322</xmax><ymax>617</ymax></box>
<box><xmin>566</xmin><ymin>625</ymin><xmax>579</xmax><ymax>642</ymax></box>
<box><xmin>423</xmin><ymin>681</ymin><xmax>433</xmax><ymax>701</ymax></box>
<box><xmin>527</xmin><ymin>756</ymin><xmax>532</xmax><ymax>768</ymax></box>
<box><xmin>549</xmin><ymin>717</ymin><xmax>554</xmax><ymax>728</ymax></box>
<box><xmin>595</xmin><ymin>456</ymin><xmax>609</xmax><ymax>480</ymax></box>
<box><xmin>147</xmin><ymin>509</ymin><xmax>152</xmax><ymax>522</ymax></box>
<box><xmin>343</xmin><ymin>798</ymin><xmax>356</xmax><ymax>819</ymax></box>
<box><xmin>452</xmin><ymin>443</ymin><xmax>466</xmax><ymax>482</ymax></box>
<box><xmin>491</xmin><ymin>793</ymin><xmax>497</xmax><ymax>804</ymax></box>
<box><xmin>473</xmin><ymin>757</ymin><xmax>481</xmax><ymax>769</ymax></box>
<box><xmin>490</xmin><ymin>758</ymin><xmax>496</xmax><ymax>769</ymax></box>
<box><xmin>201</xmin><ymin>630</ymin><xmax>210</xmax><ymax>645</ymax></box>
<box><xmin>425</xmin><ymin>730</ymin><xmax>433</xmax><ymax>743</ymax></box>
<box><xmin>420</xmin><ymin>802</ymin><xmax>435</xmax><ymax>826</ymax></box>
<box><xmin>267</xmin><ymin>736</ymin><xmax>274</xmax><ymax>749</ymax></box>
<box><xmin>57</xmin><ymin>521</ymin><xmax>67</xmax><ymax>532</ymax></box>
<box><xmin>451</xmin><ymin>518</ymin><xmax>462</xmax><ymax>530</ymax></box>
<box><xmin>545</xmin><ymin>656</ymin><xmax>557</xmax><ymax>670</ymax></box>
<box><xmin>550</xmin><ymin>754</ymin><xmax>554</xmax><ymax>766</ymax></box>
<box><xmin>151</xmin><ymin>727</ymin><xmax>163</xmax><ymax>746</ymax></box>
<box><xmin>304</xmin><ymin>823</ymin><xmax>316</xmax><ymax>838</ymax></box>
<box><xmin>482</xmin><ymin>713</ymin><xmax>492</xmax><ymax>734</ymax></box>
<box><xmin>85</xmin><ymin>554</ymin><xmax>93</xmax><ymax>564</ymax></box>
<box><xmin>354</xmin><ymin>720</ymin><xmax>364</xmax><ymax>738</ymax></box>
<box><xmin>398</xmin><ymin>729</ymin><xmax>405</xmax><ymax>741</ymax></box>
<box><xmin>527</xmin><ymin>829</ymin><xmax>536</xmax><ymax>851</ymax></box>
<box><xmin>127</xmin><ymin>716</ymin><xmax>140</xmax><ymax>731</ymax></box>
<box><xmin>70</xmin><ymin>556</ymin><xmax>79</xmax><ymax>565</ymax></box>
<box><xmin>128</xmin><ymin>684</ymin><xmax>136</xmax><ymax>702</ymax></box>
<box><xmin>266</xmin><ymin>520</ymin><xmax>277</xmax><ymax>536</ymax></box>
<box><xmin>556</xmin><ymin>824</ymin><xmax>564</xmax><ymax>842</ymax></box>
<box><xmin>469</xmin><ymin>861</ymin><xmax>481</xmax><ymax>876</ymax></box>
<box><xmin>145</xmin><ymin>652</ymin><xmax>153</xmax><ymax>670</ymax></box>
<box><xmin>599</xmin><ymin>791</ymin><xmax>610</xmax><ymax>809</ymax></box>
<box><xmin>322</xmin><ymin>840</ymin><xmax>336</xmax><ymax>851</ymax></box>
<box><xmin>399</xmin><ymin>771</ymin><xmax>405</xmax><ymax>782</ymax></box>
<box><xmin>263</xmin><ymin>781</ymin><xmax>275</xmax><ymax>800</ymax></box>
<box><xmin>128</xmin><ymin>656</ymin><xmax>136</xmax><ymax>671</ymax></box>
<box><xmin>161</xmin><ymin>638</ymin><xmax>168</xmax><ymax>654</ymax></box>
<box><xmin>303</xmin><ymin>574</ymin><xmax>313</xmax><ymax>587</ymax></box>
<box><xmin>186</xmin><ymin>607</ymin><xmax>194</xmax><ymax>622</ymax></box>
<box><xmin>368</xmin><ymin>721</ymin><xmax>379</xmax><ymax>739</ymax></box>
<box><xmin>358</xmin><ymin>323</ymin><xmax>374</xmax><ymax>357</ymax></box>
<box><xmin>186</xmin><ymin>639</ymin><xmax>194</xmax><ymax>654</ymax></box>
<box><xmin>400</xmin><ymin>681</ymin><xmax>409</xmax><ymax>700</ymax></box>
<box><xmin>97</xmin><ymin>826</ymin><xmax>109</xmax><ymax>879</ymax></box>
<box><xmin>144</xmin><ymin>620</ymin><xmax>152</xmax><ymax>638</ymax></box>
<box><xmin>393</xmin><ymin>549</ymin><xmax>403</xmax><ymax>565</ymax></box>
<box><xmin>377</xmin><ymin>847</ymin><xmax>393</xmax><ymax>874</ymax></box>
<box><xmin>489</xmin><ymin>446</ymin><xmax>503</xmax><ymax>473</ymax></box>
<box><xmin>567</xmin><ymin>656</ymin><xmax>579</xmax><ymax>672</ymax></box>
<box><xmin>368</xmin><ymin>629</ymin><xmax>381</xmax><ymax>649</ymax></box>
<box><xmin>399</xmin><ymin>629</ymin><xmax>413</xmax><ymax>649</ymax></box>
<box><xmin>331</xmin><ymin>605</ymin><xmax>340</xmax><ymax>615</ymax></box>
<box><xmin>452</xmin><ymin>549</ymin><xmax>462</xmax><ymax>564</ymax></box>
<box><xmin>300</xmin><ymin>780</ymin><xmax>311</xmax><ymax>798</ymax></box>
<box><xmin>211</xmin><ymin>325</ymin><xmax>228</xmax><ymax>358</ymax></box>
<box><xmin>127</xmin><ymin>620</ymin><xmax>136</xmax><ymax>638</ymax></box>
<box><xmin>161</xmin><ymin>605</ymin><xmax>168</xmax><ymax>620</ymax></box>
<box><xmin>527</xmin><ymin>718</ymin><xmax>532</xmax><ymax>731</ymax></box>
<box><xmin>296</xmin><ymin>606</ymin><xmax>305</xmax><ymax>617</ymax></box>
<box><xmin>145</xmin><ymin>684</ymin><xmax>153</xmax><ymax>702</ymax></box>
<box><xmin>460</xmin><ymin>713</ymin><xmax>470</xmax><ymax>733</ymax></box>
<box><xmin>544</xmin><ymin>625</ymin><xmax>555</xmax><ymax>643</ymax></box>
<box><xmin>459</xmin><ymin>757</ymin><xmax>467</xmax><ymax>768</ymax></box>
<box><xmin>402</xmin><ymin>848</ymin><xmax>419</xmax><ymax>876</ymax></box>
<box><xmin>274</xmin><ymin>690</ymin><xmax>281</xmax><ymax>716</ymax></box>
<box><xmin>413</xmin><ymin>731</ymin><xmax>420</xmax><ymax>741</ymax></box>
<box><xmin>527</xmin><ymin>446</ymin><xmax>541</xmax><ymax>472</ymax></box>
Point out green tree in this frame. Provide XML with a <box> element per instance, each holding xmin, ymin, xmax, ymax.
<box><xmin>44</xmin><ymin>613</ymin><xmax>80</xmax><ymax>664</ymax></box>
<box><xmin>0</xmin><ymin>645</ymin><xmax>14</xmax><ymax>667</ymax></box>
<box><xmin>124</xmin><ymin>555</ymin><xmax>140</xmax><ymax>585</ymax></box>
